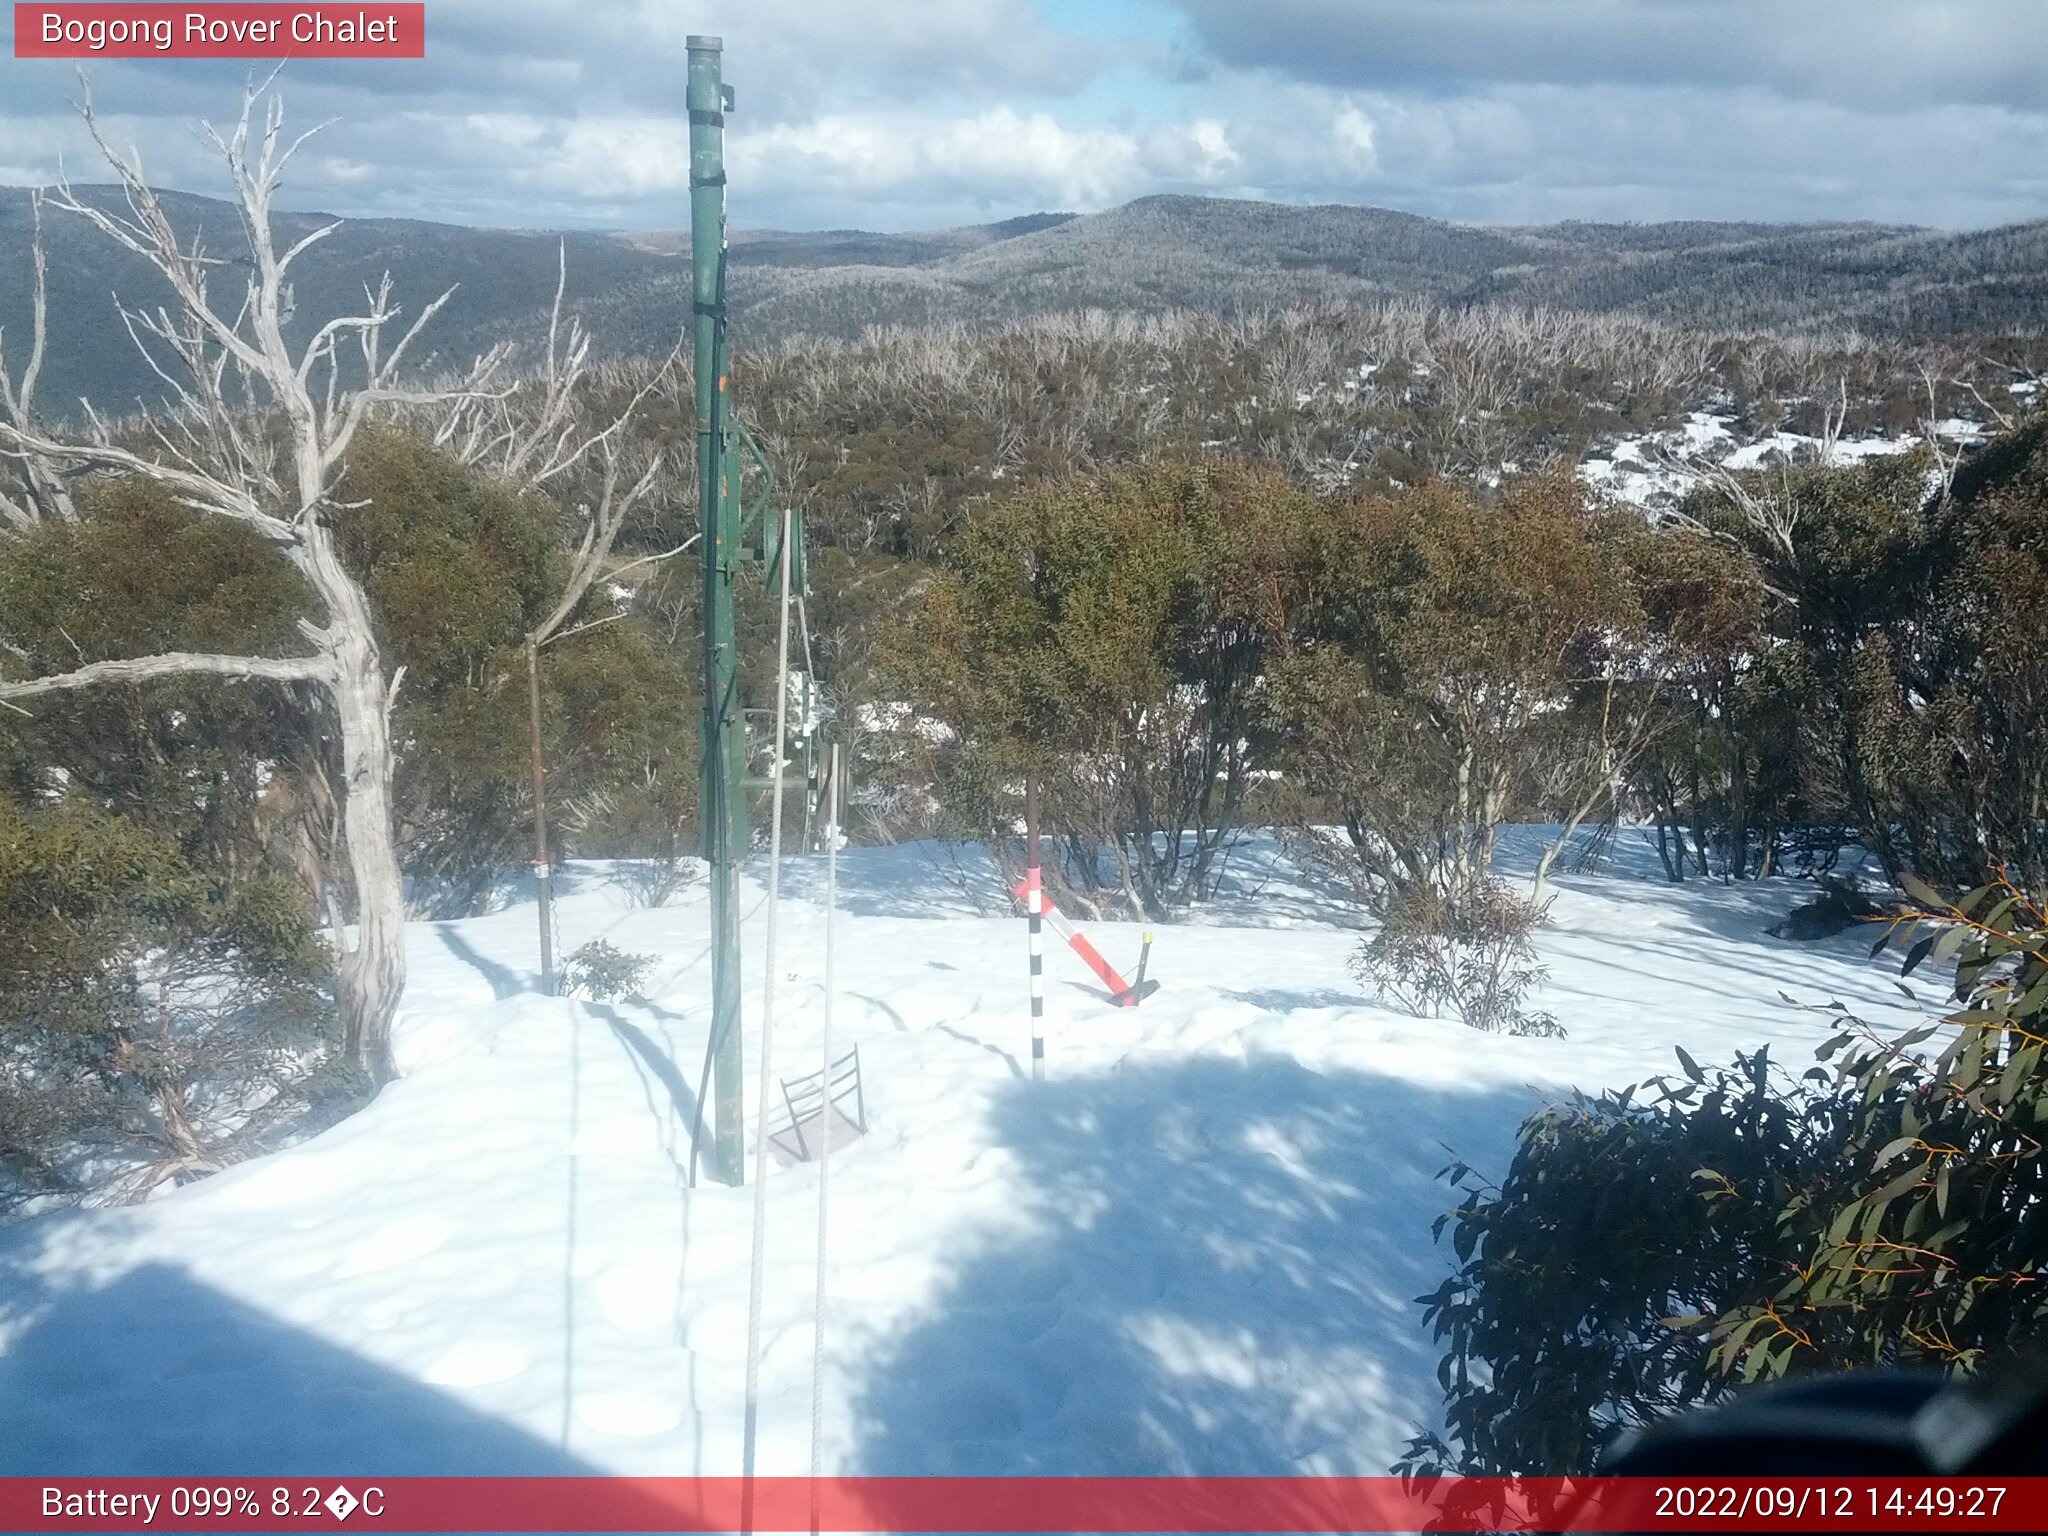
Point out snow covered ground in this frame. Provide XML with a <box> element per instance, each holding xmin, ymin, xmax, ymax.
<box><xmin>1578</xmin><ymin>409</ymin><xmax>1979</xmax><ymax>512</ymax></box>
<box><xmin>0</xmin><ymin>830</ymin><xmax>1922</xmax><ymax>1478</ymax></box>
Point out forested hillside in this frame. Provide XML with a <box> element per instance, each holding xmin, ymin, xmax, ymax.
<box><xmin>7</xmin><ymin>186</ymin><xmax>2048</xmax><ymax>416</ymax></box>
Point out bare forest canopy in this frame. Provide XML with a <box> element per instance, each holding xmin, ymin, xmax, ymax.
<box><xmin>6</xmin><ymin>187</ymin><xmax>2048</xmax><ymax>416</ymax></box>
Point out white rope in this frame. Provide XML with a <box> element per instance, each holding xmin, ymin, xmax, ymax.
<box><xmin>740</xmin><ymin>506</ymin><xmax>796</xmax><ymax>1528</ymax></box>
<box><xmin>796</xmin><ymin>592</ymin><xmax>819</xmax><ymax>697</ymax></box>
<box><xmin>797</xmin><ymin>594</ymin><xmax>821</xmax><ymax>854</ymax></box>
<box><xmin>808</xmin><ymin>742</ymin><xmax>839</xmax><ymax>1533</ymax></box>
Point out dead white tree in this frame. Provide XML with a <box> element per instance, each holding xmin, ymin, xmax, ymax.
<box><xmin>1912</xmin><ymin>356</ymin><xmax>1995</xmax><ymax>502</ymax></box>
<box><xmin>1963</xmin><ymin>354</ymin><xmax>2023</xmax><ymax>434</ymax></box>
<box><xmin>0</xmin><ymin>84</ymin><xmax>507</xmax><ymax>1084</ymax></box>
<box><xmin>1649</xmin><ymin>374</ymin><xmax>1850</xmax><ymax>595</ymax></box>
<box><xmin>1669</xmin><ymin>455</ymin><xmax>1802</xmax><ymax>569</ymax></box>
<box><xmin>0</xmin><ymin>191</ymin><xmax>79</xmax><ymax>529</ymax></box>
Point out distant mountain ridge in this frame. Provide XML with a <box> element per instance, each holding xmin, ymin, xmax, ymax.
<box><xmin>4</xmin><ymin>187</ymin><xmax>2045</xmax><ymax>416</ymax></box>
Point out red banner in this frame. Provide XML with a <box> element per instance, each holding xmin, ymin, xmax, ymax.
<box><xmin>13</xmin><ymin>4</ymin><xmax>426</xmax><ymax>58</ymax></box>
<box><xmin>3</xmin><ymin>1477</ymin><xmax>2046</xmax><ymax>1532</ymax></box>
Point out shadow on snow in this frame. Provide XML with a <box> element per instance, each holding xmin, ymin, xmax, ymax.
<box><xmin>0</xmin><ymin>1258</ymin><xmax>602</xmax><ymax>1476</ymax></box>
<box><xmin>847</xmin><ymin>1053</ymin><xmax>1540</xmax><ymax>1480</ymax></box>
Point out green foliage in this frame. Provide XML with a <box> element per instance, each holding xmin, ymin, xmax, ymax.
<box><xmin>335</xmin><ymin>428</ymin><xmax>558</xmax><ymax>913</ymax></box>
<box><xmin>1272</xmin><ymin>473</ymin><xmax>1640</xmax><ymax>912</ymax></box>
<box><xmin>1400</xmin><ymin>1045</ymin><xmax>1852</xmax><ymax>1475</ymax></box>
<box><xmin>1350</xmin><ymin>881</ymin><xmax>1562</xmax><ymax>1037</ymax></box>
<box><xmin>1407</xmin><ymin>874</ymin><xmax>2048</xmax><ymax>1475</ymax></box>
<box><xmin>0</xmin><ymin>798</ymin><xmax>206</xmax><ymax>1020</ymax></box>
<box><xmin>675</xmin><ymin>310</ymin><xmax>2041</xmax><ymax>900</ymax></box>
<box><xmin>0</xmin><ymin>431</ymin><xmax>702</xmax><ymax>922</ymax></box>
<box><xmin>1721</xmin><ymin>872</ymin><xmax>2048</xmax><ymax>1377</ymax></box>
<box><xmin>893</xmin><ymin>457</ymin><xmax>1315</xmax><ymax>917</ymax></box>
<box><xmin>0</xmin><ymin>427</ymin><xmax>699</xmax><ymax>1213</ymax></box>
<box><xmin>1848</xmin><ymin>423</ymin><xmax>2048</xmax><ymax>887</ymax></box>
<box><xmin>334</xmin><ymin>428</ymin><xmax>699</xmax><ymax>915</ymax></box>
<box><xmin>562</xmin><ymin>939</ymin><xmax>655</xmax><ymax>1003</ymax></box>
<box><xmin>0</xmin><ymin>797</ymin><xmax>340</xmax><ymax>1215</ymax></box>
<box><xmin>0</xmin><ymin>478</ymin><xmax>324</xmax><ymax>889</ymax></box>
<box><xmin>0</xmin><ymin>476</ymin><xmax>314</xmax><ymax>661</ymax></box>
<box><xmin>543</xmin><ymin>625</ymin><xmax>701</xmax><ymax>854</ymax></box>
<box><xmin>338</xmin><ymin>426</ymin><xmax>560</xmax><ymax>682</ymax></box>
<box><xmin>1636</xmin><ymin>416</ymin><xmax>2048</xmax><ymax>888</ymax></box>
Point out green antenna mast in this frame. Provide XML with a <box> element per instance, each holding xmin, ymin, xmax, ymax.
<box><xmin>687</xmin><ymin>37</ymin><xmax>811</xmax><ymax>1187</ymax></box>
<box><xmin>689</xmin><ymin>35</ymin><xmax>745</xmax><ymax>1187</ymax></box>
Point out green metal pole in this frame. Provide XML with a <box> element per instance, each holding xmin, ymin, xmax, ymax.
<box><xmin>689</xmin><ymin>34</ymin><xmax>745</xmax><ymax>1188</ymax></box>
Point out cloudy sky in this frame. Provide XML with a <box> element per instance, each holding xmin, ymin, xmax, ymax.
<box><xmin>4</xmin><ymin>0</ymin><xmax>2047</xmax><ymax>234</ymax></box>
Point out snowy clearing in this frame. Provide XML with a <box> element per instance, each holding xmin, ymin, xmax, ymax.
<box><xmin>0</xmin><ymin>830</ymin><xmax>1921</xmax><ymax>1477</ymax></box>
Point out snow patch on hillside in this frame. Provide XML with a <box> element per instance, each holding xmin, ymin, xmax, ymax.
<box><xmin>1579</xmin><ymin>410</ymin><xmax>1981</xmax><ymax>513</ymax></box>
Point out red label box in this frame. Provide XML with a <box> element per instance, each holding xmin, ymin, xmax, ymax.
<box><xmin>4</xmin><ymin>1477</ymin><xmax>2048</xmax><ymax>1533</ymax></box>
<box><xmin>13</xmin><ymin>4</ymin><xmax>426</xmax><ymax>58</ymax></box>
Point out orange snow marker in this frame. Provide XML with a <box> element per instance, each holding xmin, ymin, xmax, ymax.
<box><xmin>1010</xmin><ymin>878</ymin><xmax>1149</xmax><ymax>1005</ymax></box>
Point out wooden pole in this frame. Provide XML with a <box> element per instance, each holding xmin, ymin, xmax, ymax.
<box><xmin>526</xmin><ymin>640</ymin><xmax>556</xmax><ymax>996</ymax></box>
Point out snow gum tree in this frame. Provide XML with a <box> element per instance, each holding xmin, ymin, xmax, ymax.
<box><xmin>1265</xmin><ymin>472</ymin><xmax>1649</xmax><ymax>1034</ymax></box>
<box><xmin>0</xmin><ymin>88</ymin><xmax>506</xmax><ymax>1084</ymax></box>
<box><xmin>1640</xmin><ymin>414</ymin><xmax>2048</xmax><ymax>888</ymax></box>
<box><xmin>1271</xmin><ymin>471</ymin><xmax>1636</xmax><ymax>912</ymax></box>
<box><xmin>893</xmin><ymin>457</ymin><xmax>1314</xmax><ymax>920</ymax></box>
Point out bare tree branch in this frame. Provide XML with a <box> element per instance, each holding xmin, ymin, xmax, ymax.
<box><xmin>0</xmin><ymin>189</ymin><xmax>80</xmax><ymax>526</ymax></box>
<box><xmin>3</xmin><ymin>81</ymin><xmax>670</xmax><ymax>1081</ymax></box>
<box><xmin>529</xmin><ymin>437</ymin><xmax>668</xmax><ymax>647</ymax></box>
<box><xmin>1916</xmin><ymin>360</ymin><xmax>1969</xmax><ymax>500</ymax></box>
<box><xmin>0</xmin><ymin>425</ymin><xmax>291</xmax><ymax>538</ymax></box>
<box><xmin>0</xmin><ymin>649</ymin><xmax>332</xmax><ymax>702</ymax></box>
<box><xmin>599</xmin><ymin>533</ymin><xmax>700</xmax><ymax>587</ymax></box>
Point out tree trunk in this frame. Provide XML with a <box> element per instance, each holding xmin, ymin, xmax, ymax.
<box><xmin>298</xmin><ymin>508</ymin><xmax>407</xmax><ymax>1086</ymax></box>
<box><xmin>1478</xmin><ymin>773</ymin><xmax>1506</xmax><ymax>880</ymax></box>
<box><xmin>1534</xmin><ymin>774</ymin><xmax>1613</xmax><ymax>906</ymax></box>
<box><xmin>1452</xmin><ymin>744</ymin><xmax>1475</xmax><ymax>899</ymax></box>
<box><xmin>1531</xmin><ymin>841</ymin><xmax>1562</xmax><ymax>907</ymax></box>
<box><xmin>330</xmin><ymin>626</ymin><xmax>405</xmax><ymax>1084</ymax></box>
<box><xmin>1729</xmin><ymin>745</ymin><xmax>1753</xmax><ymax>880</ymax></box>
<box><xmin>0</xmin><ymin>85</ymin><xmax>541</xmax><ymax>1094</ymax></box>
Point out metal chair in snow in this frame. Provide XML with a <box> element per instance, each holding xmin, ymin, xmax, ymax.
<box><xmin>770</xmin><ymin>1043</ymin><xmax>867</xmax><ymax>1165</ymax></box>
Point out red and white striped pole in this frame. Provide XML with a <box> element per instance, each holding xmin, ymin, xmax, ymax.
<box><xmin>1014</xmin><ymin>780</ymin><xmax>1150</xmax><ymax>1012</ymax></box>
<box><xmin>1025</xmin><ymin>777</ymin><xmax>1044</xmax><ymax>1080</ymax></box>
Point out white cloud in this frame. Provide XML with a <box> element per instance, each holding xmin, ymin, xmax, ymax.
<box><xmin>1139</xmin><ymin>117</ymin><xmax>1242</xmax><ymax>190</ymax></box>
<box><xmin>0</xmin><ymin>0</ymin><xmax>2043</xmax><ymax>230</ymax></box>
<box><xmin>730</xmin><ymin>106</ymin><xmax>1247</xmax><ymax>213</ymax></box>
<box><xmin>1330</xmin><ymin>106</ymin><xmax>1377</xmax><ymax>174</ymax></box>
<box><xmin>449</xmin><ymin>112</ymin><xmax>691</xmax><ymax>198</ymax></box>
<box><xmin>1333</xmin><ymin>85</ymin><xmax>2048</xmax><ymax>225</ymax></box>
<box><xmin>422</xmin><ymin>0</ymin><xmax>1116</xmax><ymax>123</ymax></box>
